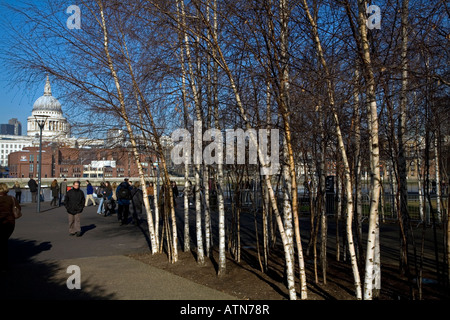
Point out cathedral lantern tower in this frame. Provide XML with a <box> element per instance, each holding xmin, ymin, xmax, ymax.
<box><xmin>27</xmin><ymin>75</ymin><xmax>71</xmax><ymax>139</ymax></box>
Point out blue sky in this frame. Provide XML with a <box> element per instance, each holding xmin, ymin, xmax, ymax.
<box><xmin>0</xmin><ymin>0</ymin><xmax>42</xmax><ymax>134</ymax></box>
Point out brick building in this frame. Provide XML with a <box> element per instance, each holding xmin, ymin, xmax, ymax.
<box><xmin>8</xmin><ymin>144</ymin><xmax>157</xmax><ymax>179</ymax></box>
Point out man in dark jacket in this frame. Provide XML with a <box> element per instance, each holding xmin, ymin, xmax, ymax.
<box><xmin>131</xmin><ymin>181</ymin><xmax>143</xmax><ymax>225</ymax></box>
<box><xmin>64</xmin><ymin>181</ymin><xmax>85</xmax><ymax>237</ymax></box>
<box><xmin>116</xmin><ymin>178</ymin><xmax>132</xmax><ymax>225</ymax></box>
<box><xmin>28</xmin><ymin>178</ymin><xmax>38</xmax><ymax>203</ymax></box>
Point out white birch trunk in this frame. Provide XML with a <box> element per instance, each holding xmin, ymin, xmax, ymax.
<box><xmin>179</xmin><ymin>0</ymin><xmax>205</xmax><ymax>265</ymax></box>
<box><xmin>175</xmin><ymin>0</ymin><xmax>191</xmax><ymax>253</ymax></box>
<box><xmin>209</xmin><ymin>0</ymin><xmax>226</xmax><ymax>276</ymax></box>
<box><xmin>97</xmin><ymin>2</ymin><xmax>158</xmax><ymax>254</ymax></box>
<box><xmin>435</xmin><ymin>135</ymin><xmax>442</xmax><ymax>223</ymax></box>
<box><xmin>300</xmin><ymin>0</ymin><xmax>361</xmax><ymax>298</ymax></box>
<box><xmin>154</xmin><ymin>176</ymin><xmax>160</xmax><ymax>249</ymax></box>
<box><xmin>357</xmin><ymin>0</ymin><xmax>382</xmax><ymax>299</ymax></box>
<box><xmin>183</xmin><ymin>141</ymin><xmax>190</xmax><ymax>253</ymax></box>
<box><xmin>282</xmin><ymin>141</ymin><xmax>296</xmax><ymax>293</ymax></box>
<box><xmin>279</xmin><ymin>0</ymin><xmax>308</xmax><ymax>299</ymax></box>
<box><xmin>353</xmin><ymin>69</ymin><xmax>363</xmax><ymax>264</ymax></box>
<box><xmin>204</xmin><ymin>166</ymin><xmax>212</xmax><ymax>257</ymax></box>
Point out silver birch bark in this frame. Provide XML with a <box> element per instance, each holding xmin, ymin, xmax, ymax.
<box><xmin>279</xmin><ymin>0</ymin><xmax>308</xmax><ymax>299</ymax></box>
<box><xmin>435</xmin><ymin>134</ymin><xmax>442</xmax><ymax>223</ymax></box>
<box><xmin>356</xmin><ymin>0</ymin><xmax>382</xmax><ymax>300</ymax></box>
<box><xmin>415</xmin><ymin>95</ymin><xmax>425</xmax><ymax>222</ymax></box>
<box><xmin>175</xmin><ymin>0</ymin><xmax>191</xmax><ymax>253</ymax></box>
<box><xmin>282</xmin><ymin>139</ymin><xmax>295</xmax><ymax>294</ymax></box>
<box><xmin>398</xmin><ymin>0</ymin><xmax>411</xmax><ymax>281</ymax></box>
<box><xmin>319</xmin><ymin>110</ymin><xmax>327</xmax><ymax>284</ymax></box>
<box><xmin>210</xmin><ymin>0</ymin><xmax>226</xmax><ymax>276</ymax></box>
<box><xmin>353</xmin><ymin>69</ymin><xmax>363</xmax><ymax>264</ymax></box>
<box><xmin>153</xmin><ymin>175</ymin><xmax>160</xmax><ymax>249</ymax></box>
<box><xmin>178</xmin><ymin>0</ymin><xmax>205</xmax><ymax>265</ymax></box>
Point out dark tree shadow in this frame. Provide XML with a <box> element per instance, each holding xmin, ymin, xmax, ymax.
<box><xmin>1</xmin><ymin>239</ymin><xmax>117</xmax><ymax>300</ymax></box>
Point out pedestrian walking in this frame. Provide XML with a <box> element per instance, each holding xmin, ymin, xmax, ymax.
<box><xmin>0</xmin><ymin>183</ymin><xmax>21</xmax><ymax>272</ymax></box>
<box><xmin>60</xmin><ymin>178</ymin><xmax>68</xmax><ymax>206</ymax></box>
<box><xmin>96</xmin><ymin>182</ymin><xmax>106</xmax><ymax>215</ymax></box>
<box><xmin>28</xmin><ymin>178</ymin><xmax>38</xmax><ymax>203</ymax></box>
<box><xmin>112</xmin><ymin>182</ymin><xmax>118</xmax><ymax>201</ymax></box>
<box><xmin>50</xmin><ymin>179</ymin><xmax>59</xmax><ymax>207</ymax></box>
<box><xmin>13</xmin><ymin>181</ymin><xmax>22</xmax><ymax>204</ymax></box>
<box><xmin>116</xmin><ymin>178</ymin><xmax>132</xmax><ymax>225</ymax></box>
<box><xmin>102</xmin><ymin>181</ymin><xmax>114</xmax><ymax>216</ymax></box>
<box><xmin>84</xmin><ymin>180</ymin><xmax>96</xmax><ymax>207</ymax></box>
<box><xmin>64</xmin><ymin>181</ymin><xmax>85</xmax><ymax>237</ymax></box>
<box><xmin>146</xmin><ymin>181</ymin><xmax>155</xmax><ymax>210</ymax></box>
<box><xmin>131</xmin><ymin>181</ymin><xmax>143</xmax><ymax>225</ymax></box>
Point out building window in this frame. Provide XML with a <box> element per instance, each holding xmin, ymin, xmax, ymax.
<box><xmin>29</xmin><ymin>164</ymin><xmax>34</xmax><ymax>173</ymax></box>
<box><xmin>30</xmin><ymin>154</ymin><xmax>34</xmax><ymax>162</ymax></box>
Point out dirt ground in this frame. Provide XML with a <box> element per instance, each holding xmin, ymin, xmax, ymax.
<box><xmin>128</xmin><ymin>239</ymin><xmax>449</xmax><ymax>300</ymax></box>
<box><xmin>128</xmin><ymin>197</ymin><xmax>449</xmax><ymax>300</ymax></box>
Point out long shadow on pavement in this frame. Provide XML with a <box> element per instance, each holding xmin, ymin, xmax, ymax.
<box><xmin>1</xmin><ymin>238</ymin><xmax>117</xmax><ymax>300</ymax></box>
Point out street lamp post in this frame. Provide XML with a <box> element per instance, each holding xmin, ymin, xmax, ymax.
<box><xmin>34</xmin><ymin>115</ymin><xmax>49</xmax><ymax>213</ymax></box>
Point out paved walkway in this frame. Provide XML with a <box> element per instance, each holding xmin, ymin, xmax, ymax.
<box><xmin>0</xmin><ymin>201</ymin><xmax>237</xmax><ymax>300</ymax></box>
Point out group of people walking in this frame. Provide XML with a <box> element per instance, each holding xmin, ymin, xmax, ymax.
<box><xmin>0</xmin><ymin>178</ymin><xmax>181</xmax><ymax>271</ymax></box>
<box><xmin>64</xmin><ymin>179</ymin><xmax>152</xmax><ymax>232</ymax></box>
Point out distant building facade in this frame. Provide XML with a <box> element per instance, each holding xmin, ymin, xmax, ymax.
<box><xmin>8</xmin><ymin>145</ymin><xmax>157</xmax><ymax>179</ymax></box>
<box><xmin>0</xmin><ymin>118</ymin><xmax>22</xmax><ymax>136</ymax></box>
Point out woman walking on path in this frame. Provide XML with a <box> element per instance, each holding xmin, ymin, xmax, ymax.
<box><xmin>97</xmin><ymin>182</ymin><xmax>106</xmax><ymax>215</ymax></box>
<box><xmin>102</xmin><ymin>181</ymin><xmax>114</xmax><ymax>216</ymax></box>
<box><xmin>64</xmin><ymin>181</ymin><xmax>85</xmax><ymax>237</ymax></box>
<box><xmin>50</xmin><ymin>179</ymin><xmax>59</xmax><ymax>207</ymax></box>
<box><xmin>13</xmin><ymin>181</ymin><xmax>22</xmax><ymax>204</ymax></box>
<box><xmin>0</xmin><ymin>183</ymin><xmax>21</xmax><ymax>272</ymax></box>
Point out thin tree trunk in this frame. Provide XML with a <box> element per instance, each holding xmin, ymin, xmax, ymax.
<box><xmin>200</xmin><ymin>6</ymin><xmax>298</xmax><ymax>299</ymax></box>
<box><xmin>96</xmin><ymin>2</ymin><xmax>158</xmax><ymax>254</ymax></box>
<box><xmin>176</xmin><ymin>0</ymin><xmax>191</xmax><ymax>253</ymax></box>
<box><xmin>179</xmin><ymin>0</ymin><xmax>205</xmax><ymax>265</ymax></box>
<box><xmin>301</xmin><ymin>0</ymin><xmax>362</xmax><ymax>299</ymax></box>
<box><xmin>435</xmin><ymin>134</ymin><xmax>442</xmax><ymax>223</ymax></box>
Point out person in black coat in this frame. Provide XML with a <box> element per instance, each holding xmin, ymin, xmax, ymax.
<box><xmin>116</xmin><ymin>179</ymin><xmax>132</xmax><ymax>225</ymax></box>
<box><xmin>131</xmin><ymin>181</ymin><xmax>143</xmax><ymax>225</ymax></box>
<box><xmin>64</xmin><ymin>181</ymin><xmax>85</xmax><ymax>237</ymax></box>
<box><xmin>28</xmin><ymin>178</ymin><xmax>38</xmax><ymax>203</ymax></box>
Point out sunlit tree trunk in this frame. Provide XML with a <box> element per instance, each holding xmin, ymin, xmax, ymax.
<box><xmin>179</xmin><ymin>0</ymin><xmax>205</xmax><ymax>265</ymax></box>
<box><xmin>301</xmin><ymin>0</ymin><xmax>362</xmax><ymax>299</ymax></box>
<box><xmin>278</xmin><ymin>0</ymin><xmax>308</xmax><ymax>299</ymax></box>
<box><xmin>96</xmin><ymin>1</ymin><xmax>158</xmax><ymax>254</ymax></box>
<box><xmin>356</xmin><ymin>0</ymin><xmax>382</xmax><ymax>300</ymax></box>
